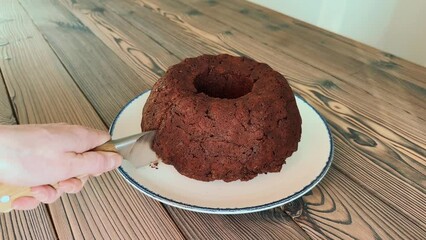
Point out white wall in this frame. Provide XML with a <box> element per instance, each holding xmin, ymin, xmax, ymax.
<box><xmin>248</xmin><ymin>0</ymin><xmax>426</xmax><ymax>67</ymax></box>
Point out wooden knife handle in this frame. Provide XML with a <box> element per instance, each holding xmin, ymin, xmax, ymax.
<box><xmin>92</xmin><ymin>141</ymin><xmax>118</xmax><ymax>153</ymax></box>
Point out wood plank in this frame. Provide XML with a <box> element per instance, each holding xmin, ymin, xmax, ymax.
<box><xmin>284</xmin><ymin>167</ymin><xmax>426</xmax><ymax>239</ymax></box>
<box><xmin>208</xmin><ymin>0</ymin><xmax>426</xmax><ymax>89</ymax></box>
<box><xmin>165</xmin><ymin>0</ymin><xmax>424</xmax><ymax>202</ymax></box>
<box><xmin>78</xmin><ymin>0</ymin><xmax>426</xmax><ymax>227</ymax></box>
<box><xmin>18</xmin><ymin>0</ymin><xmax>152</xmax><ymax>125</ymax></box>
<box><xmin>139</xmin><ymin>0</ymin><xmax>425</xmax><ymax>139</ymax></box>
<box><xmin>59</xmin><ymin>0</ymin><xmax>180</xmax><ymax>83</ymax></box>
<box><xmin>0</xmin><ymin>3</ymin><xmax>58</xmax><ymax>240</ymax></box>
<box><xmin>0</xmin><ymin>209</ymin><xmax>58</xmax><ymax>240</ymax></box>
<box><xmin>240</xmin><ymin>0</ymin><xmax>426</xmax><ymax>87</ymax></box>
<box><xmin>167</xmin><ymin>208</ymin><xmax>311</xmax><ymax>240</ymax></box>
<box><xmin>15</xmin><ymin>0</ymin><xmax>424</xmax><ymax>238</ymax></box>
<box><xmin>0</xmin><ymin>0</ymin><xmax>102</xmax><ymax>125</ymax></box>
<box><xmin>75</xmin><ymin>0</ymin><xmax>235</xmax><ymax>57</ymax></box>
<box><xmin>2</xmin><ymin>0</ymin><xmax>183</xmax><ymax>239</ymax></box>
<box><xmin>59</xmin><ymin>2</ymin><xmax>424</xmax><ymax>238</ymax></box>
<box><xmin>76</xmin><ymin>0</ymin><xmax>426</xmax><ymax>237</ymax></box>
<box><xmin>141</xmin><ymin>0</ymin><xmax>425</xmax><ymax>144</ymax></box>
<box><xmin>51</xmin><ymin>171</ymin><xmax>183</xmax><ymax>239</ymax></box>
<box><xmin>24</xmin><ymin>0</ymin><xmax>311</xmax><ymax>238</ymax></box>
<box><xmin>0</xmin><ymin>68</ymin><xmax>16</xmax><ymax>125</ymax></box>
<box><xmin>134</xmin><ymin>0</ymin><xmax>424</xmax><ymax>147</ymax></box>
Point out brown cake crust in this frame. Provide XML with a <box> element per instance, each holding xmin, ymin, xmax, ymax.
<box><xmin>142</xmin><ymin>54</ymin><xmax>301</xmax><ymax>182</ymax></box>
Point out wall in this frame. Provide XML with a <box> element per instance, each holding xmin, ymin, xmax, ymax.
<box><xmin>248</xmin><ymin>0</ymin><xmax>426</xmax><ymax>66</ymax></box>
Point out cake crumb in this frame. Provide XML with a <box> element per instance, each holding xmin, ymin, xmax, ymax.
<box><xmin>150</xmin><ymin>160</ymin><xmax>159</xmax><ymax>169</ymax></box>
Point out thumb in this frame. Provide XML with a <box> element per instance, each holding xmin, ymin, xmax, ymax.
<box><xmin>68</xmin><ymin>151</ymin><xmax>122</xmax><ymax>177</ymax></box>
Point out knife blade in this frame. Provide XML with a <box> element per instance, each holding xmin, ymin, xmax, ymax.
<box><xmin>95</xmin><ymin>130</ymin><xmax>158</xmax><ymax>168</ymax></box>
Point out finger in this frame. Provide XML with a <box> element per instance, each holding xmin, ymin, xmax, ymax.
<box><xmin>12</xmin><ymin>197</ymin><xmax>40</xmax><ymax>210</ymax></box>
<box><xmin>68</xmin><ymin>151</ymin><xmax>122</xmax><ymax>177</ymax></box>
<box><xmin>58</xmin><ymin>125</ymin><xmax>111</xmax><ymax>153</ymax></box>
<box><xmin>58</xmin><ymin>176</ymin><xmax>88</xmax><ymax>194</ymax></box>
<box><xmin>31</xmin><ymin>185</ymin><xmax>60</xmax><ymax>204</ymax></box>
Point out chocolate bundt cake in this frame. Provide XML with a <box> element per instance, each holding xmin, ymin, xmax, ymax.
<box><xmin>142</xmin><ymin>54</ymin><xmax>301</xmax><ymax>182</ymax></box>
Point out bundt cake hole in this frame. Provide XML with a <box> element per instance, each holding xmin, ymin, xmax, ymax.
<box><xmin>194</xmin><ymin>69</ymin><xmax>253</xmax><ymax>99</ymax></box>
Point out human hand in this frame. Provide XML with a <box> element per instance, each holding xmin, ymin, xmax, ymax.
<box><xmin>0</xmin><ymin>124</ymin><xmax>122</xmax><ymax>210</ymax></box>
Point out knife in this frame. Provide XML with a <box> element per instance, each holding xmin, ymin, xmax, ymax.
<box><xmin>0</xmin><ymin>130</ymin><xmax>157</xmax><ymax>213</ymax></box>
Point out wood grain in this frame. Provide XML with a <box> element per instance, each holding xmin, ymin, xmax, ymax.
<box><xmin>1</xmin><ymin>0</ymin><xmax>183</xmax><ymax>239</ymax></box>
<box><xmin>199</xmin><ymin>0</ymin><xmax>426</xmax><ymax>89</ymax></box>
<box><xmin>167</xmin><ymin>208</ymin><xmax>310</xmax><ymax>240</ymax></box>
<box><xmin>49</xmin><ymin>171</ymin><xmax>183</xmax><ymax>239</ymax></box>
<box><xmin>148</xmin><ymin>0</ymin><xmax>425</xmax><ymax>136</ymax></box>
<box><xmin>72</xmin><ymin>0</ymin><xmax>426</xmax><ymax>233</ymax></box>
<box><xmin>58</xmin><ymin>0</ymin><xmax>179</xmax><ymax>83</ymax></box>
<box><xmin>112</xmin><ymin>0</ymin><xmax>425</xmax><ymax>145</ymax></box>
<box><xmin>0</xmin><ymin>1</ymin><xmax>58</xmax><ymax>239</ymax></box>
<box><xmin>0</xmin><ymin>69</ymin><xmax>16</xmax><ymax>125</ymax></box>
<box><xmin>18</xmin><ymin>0</ymin><xmax>152</xmax><ymax>125</ymax></box>
<box><xmin>155</xmin><ymin>0</ymin><xmax>424</xmax><ymax>126</ymax></box>
<box><xmin>0</xmin><ymin>0</ymin><xmax>102</xmax><ymax>126</ymax></box>
<box><xmin>284</xmin><ymin>167</ymin><xmax>426</xmax><ymax>239</ymax></box>
<box><xmin>0</xmin><ymin>78</ymin><xmax>56</xmax><ymax>239</ymax></box>
<box><xmin>18</xmin><ymin>0</ymin><xmax>311</xmax><ymax>238</ymax></box>
<box><xmin>75</xmin><ymin>0</ymin><xmax>426</xmax><ymax>237</ymax></box>
<box><xmin>79</xmin><ymin>0</ymin><xmax>235</xmax><ymax>57</ymax></box>
<box><xmin>0</xmin><ymin>209</ymin><xmax>57</xmax><ymax>240</ymax></box>
<box><xmin>238</xmin><ymin>0</ymin><xmax>426</xmax><ymax>88</ymax></box>
<box><xmin>2</xmin><ymin>0</ymin><xmax>425</xmax><ymax>239</ymax></box>
<box><xmin>75</xmin><ymin>1</ymin><xmax>425</xmax><ymax>237</ymax></box>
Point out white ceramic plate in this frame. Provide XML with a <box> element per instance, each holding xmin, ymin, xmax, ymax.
<box><xmin>112</xmin><ymin>90</ymin><xmax>333</xmax><ymax>214</ymax></box>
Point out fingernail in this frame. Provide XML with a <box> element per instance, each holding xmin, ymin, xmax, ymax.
<box><xmin>58</xmin><ymin>183</ymin><xmax>74</xmax><ymax>193</ymax></box>
<box><xmin>12</xmin><ymin>200</ymin><xmax>24</xmax><ymax>210</ymax></box>
<box><xmin>12</xmin><ymin>197</ymin><xmax>40</xmax><ymax>210</ymax></box>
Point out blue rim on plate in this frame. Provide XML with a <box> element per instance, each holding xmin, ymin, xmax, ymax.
<box><xmin>111</xmin><ymin>90</ymin><xmax>334</xmax><ymax>214</ymax></box>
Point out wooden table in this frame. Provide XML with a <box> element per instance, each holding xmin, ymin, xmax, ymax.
<box><xmin>1</xmin><ymin>0</ymin><xmax>425</xmax><ymax>239</ymax></box>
